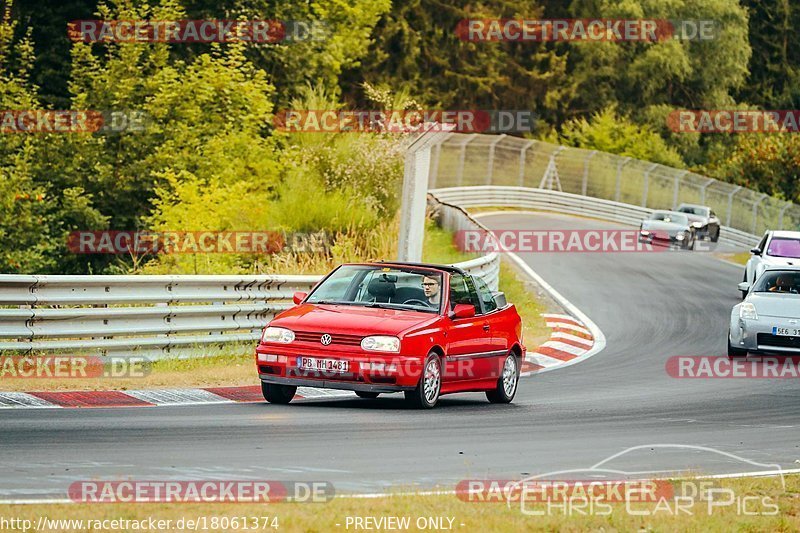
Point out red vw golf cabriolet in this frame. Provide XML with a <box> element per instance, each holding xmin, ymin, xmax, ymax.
<box><xmin>255</xmin><ymin>262</ymin><xmax>526</xmax><ymax>408</ymax></box>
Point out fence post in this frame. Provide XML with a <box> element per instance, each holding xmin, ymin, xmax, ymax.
<box><xmin>673</xmin><ymin>170</ymin><xmax>689</xmax><ymax>209</ymax></box>
<box><xmin>778</xmin><ymin>202</ymin><xmax>792</xmax><ymax>230</ymax></box>
<box><xmin>486</xmin><ymin>134</ymin><xmax>506</xmax><ymax>185</ymax></box>
<box><xmin>455</xmin><ymin>134</ymin><xmax>477</xmax><ymax>186</ymax></box>
<box><xmin>642</xmin><ymin>163</ymin><xmax>658</xmax><ymax>207</ymax></box>
<box><xmin>582</xmin><ymin>150</ymin><xmax>597</xmax><ymax>196</ymax></box>
<box><xmin>726</xmin><ymin>186</ymin><xmax>742</xmax><ymax>227</ymax></box>
<box><xmin>614</xmin><ymin>157</ymin><xmax>631</xmax><ymax>203</ymax></box>
<box><xmin>429</xmin><ymin>132</ymin><xmax>451</xmax><ymax>189</ymax></box>
<box><xmin>518</xmin><ymin>140</ymin><xmax>536</xmax><ymax>187</ymax></box>
<box><xmin>752</xmin><ymin>193</ymin><xmax>768</xmax><ymax>235</ymax></box>
<box><xmin>699</xmin><ymin>177</ymin><xmax>715</xmax><ymax>204</ymax></box>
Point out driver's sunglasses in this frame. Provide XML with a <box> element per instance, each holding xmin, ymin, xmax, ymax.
<box><xmin>422</xmin><ymin>282</ymin><xmax>439</xmax><ymax>287</ymax></box>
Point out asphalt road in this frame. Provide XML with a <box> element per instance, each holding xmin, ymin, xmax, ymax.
<box><xmin>2</xmin><ymin>212</ymin><xmax>799</xmax><ymax>500</ymax></box>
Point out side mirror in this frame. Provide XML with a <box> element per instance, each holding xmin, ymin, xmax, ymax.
<box><xmin>292</xmin><ymin>291</ymin><xmax>308</xmax><ymax>305</ymax></box>
<box><xmin>750</xmin><ymin>248</ymin><xmax>762</xmax><ymax>255</ymax></box>
<box><xmin>451</xmin><ymin>303</ymin><xmax>476</xmax><ymax>319</ymax></box>
<box><xmin>738</xmin><ymin>282</ymin><xmax>749</xmax><ymax>292</ymax></box>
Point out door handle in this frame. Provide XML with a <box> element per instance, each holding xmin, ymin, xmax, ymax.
<box><xmin>482</xmin><ymin>324</ymin><xmax>490</xmax><ymax>331</ymax></box>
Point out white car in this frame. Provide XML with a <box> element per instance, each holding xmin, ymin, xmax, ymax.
<box><xmin>742</xmin><ymin>230</ymin><xmax>800</xmax><ymax>298</ymax></box>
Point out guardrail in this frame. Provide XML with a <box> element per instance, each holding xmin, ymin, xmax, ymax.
<box><xmin>430</xmin><ymin>186</ymin><xmax>761</xmax><ymax>249</ymax></box>
<box><xmin>0</xmin><ymin>257</ymin><xmax>500</xmax><ymax>359</ymax></box>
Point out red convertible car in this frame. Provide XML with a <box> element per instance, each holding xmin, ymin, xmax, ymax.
<box><xmin>255</xmin><ymin>262</ymin><xmax>525</xmax><ymax>408</ymax></box>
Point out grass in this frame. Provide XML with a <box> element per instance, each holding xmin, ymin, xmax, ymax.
<box><xmin>0</xmin><ymin>222</ymin><xmax>550</xmax><ymax>393</ymax></box>
<box><xmin>3</xmin><ymin>475</ymin><xmax>799</xmax><ymax>532</ymax></box>
<box><xmin>717</xmin><ymin>251</ymin><xmax>751</xmax><ymax>266</ymax></box>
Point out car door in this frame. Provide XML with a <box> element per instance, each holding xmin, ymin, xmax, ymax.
<box><xmin>444</xmin><ymin>273</ymin><xmax>494</xmax><ymax>383</ymax></box>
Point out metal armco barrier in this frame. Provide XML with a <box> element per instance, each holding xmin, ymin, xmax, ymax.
<box><xmin>430</xmin><ymin>186</ymin><xmax>761</xmax><ymax>249</ymax></box>
<box><xmin>0</xmin><ymin>259</ymin><xmax>500</xmax><ymax>358</ymax></box>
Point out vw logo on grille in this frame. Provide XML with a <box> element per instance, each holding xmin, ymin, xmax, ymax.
<box><xmin>320</xmin><ymin>334</ymin><xmax>332</xmax><ymax>346</ymax></box>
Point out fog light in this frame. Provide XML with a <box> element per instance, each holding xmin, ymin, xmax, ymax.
<box><xmin>359</xmin><ymin>362</ymin><xmax>397</xmax><ymax>372</ymax></box>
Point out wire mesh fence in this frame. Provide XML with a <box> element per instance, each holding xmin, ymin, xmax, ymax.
<box><xmin>429</xmin><ymin>133</ymin><xmax>800</xmax><ymax>237</ymax></box>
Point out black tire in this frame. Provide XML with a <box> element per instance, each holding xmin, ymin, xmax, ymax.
<box><xmin>261</xmin><ymin>382</ymin><xmax>296</xmax><ymax>404</ymax></box>
<box><xmin>404</xmin><ymin>352</ymin><xmax>441</xmax><ymax>409</ymax></box>
<box><xmin>486</xmin><ymin>353</ymin><xmax>520</xmax><ymax>404</ymax></box>
<box><xmin>711</xmin><ymin>227</ymin><xmax>720</xmax><ymax>243</ymax></box>
<box><xmin>727</xmin><ymin>336</ymin><xmax>748</xmax><ymax>359</ymax></box>
<box><xmin>355</xmin><ymin>391</ymin><xmax>380</xmax><ymax>399</ymax></box>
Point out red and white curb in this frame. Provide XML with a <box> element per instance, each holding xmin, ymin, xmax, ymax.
<box><xmin>521</xmin><ymin>313</ymin><xmax>595</xmax><ymax>375</ymax></box>
<box><xmin>0</xmin><ymin>385</ymin><xmax>351</xmax><ymax>409</ymax></box>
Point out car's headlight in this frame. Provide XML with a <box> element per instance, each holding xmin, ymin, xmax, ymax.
<box><xmin>739</xmin><ymin>303</ymin><xmax>758</xmax><ymax>320</ymax></box>
<box><xmin>361</xmin><ymin>336</ymin><xmax>400</xmax><ymax>352</ymax></box>
<box><xmin>261</xmin><ymin>327</ymin><xmax>295</xmax><ymax>344</ymax></box>
<box><xmin>675</xmin><ymin>233</ymin><xmax>685</xmax><ymax>240</ymax></box>
<box><xmin>691</xmin><ymin>221</ymin><xmax>703</xmax><ymax>229</ymax></box>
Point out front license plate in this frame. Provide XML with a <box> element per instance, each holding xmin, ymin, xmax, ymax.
<box><xmin>773</xmin><ymin>327</ymin><xmax>800</xmax><ymax>337</ymax></box>
<box><xmin>296</xmin><ymin>356</ymin><xmax>349</xmax><ymax>373</ymax></box>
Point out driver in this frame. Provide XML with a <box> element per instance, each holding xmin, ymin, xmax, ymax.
<box><xmin>421</xmin><ymin>276</ymin><xmax>441</xmax><ymax>307</ymax></box>
<box><xmin>770</xmin><ymin>275</ymin><xmax>791</xmax><ymax>292</ymax></box>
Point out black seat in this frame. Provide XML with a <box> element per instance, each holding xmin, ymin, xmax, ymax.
<box><xmin>394</xmin><ymin>286</ymin><xmax>425</xmax><ymax>304</ymax></box>
<box><xmin>367</xmin><ymin>278</ymin><xmax>396</xmax><ymax>303</ymax></box>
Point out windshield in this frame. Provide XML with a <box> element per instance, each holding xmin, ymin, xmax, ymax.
<box><xmin>752</xmin><ymin>271</ymin><xmax>800</xmax><ymax>293</ymax></box>
<box><xmin>650</xmin><ymin>212</ymin><xmax>688</xmax><ymax>225</ymax></box>
<box><xmin>306</xmin><ymin>265</ymin><xmax>443</xmax><ymax>313</ymax></box>
<box><xmin>767</xmin><ymin>237</ymin><xmax>800</xmax><ymax>259</ymax></box>
<box><xmin>677</xmin><ymin>206</ymin><xmax>708</xmax><ymax>216</ymax></box>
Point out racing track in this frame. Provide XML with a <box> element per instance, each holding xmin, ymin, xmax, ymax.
<box><xmin>2</xmin><ymin>212</ymin><xmax>799</xmax><ymax>500</ymax></box>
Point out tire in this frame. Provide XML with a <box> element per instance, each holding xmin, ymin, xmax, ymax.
<box><xmin>261</xmin><ymin>382</ymin><xmax>296</xmax><ymax>404</ymax></box>
<box><xmin>355</xmin><ymin>391</ymin><xmax>380</xmax><ymax>399</ymax></box>
<box><xmin>404</xmin><ymin>352</ymin><xmax>441</xmax><ymax>409</ymax></box>
<box><xmin>486</xmin><ymin>352</ymin><xmax>520</xmax><ymax>404</ymax></box>
<box><xmin>711</xmin><ymin>227</ymin><xmax>720</xmax><ymax>243</ymax></box>
<box><xmin>727</xmin><ymin>336</ymin><xmax>748</xmax><ymax>359</ymax></box>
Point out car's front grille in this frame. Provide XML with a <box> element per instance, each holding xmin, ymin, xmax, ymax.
<box><xmin>293</xmin><ymin>331</ymin><xmax>363</xmax><ymax>347</ymax></box>
<box><xmin>757</xmin><ymin>333</ymin><xmax>800</xmax><ymax>349</ymax></box>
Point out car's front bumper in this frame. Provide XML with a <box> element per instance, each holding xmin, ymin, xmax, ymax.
<box><xmin>638</xmin><ymin>230</ymin><xmax>686</xmax><ymax>246</ymax></box>
<box><xmin>255</xmin><ymin>343</ymin><xmax>424</xmax><ymax>390</ymax></box>
<box><xmin>729</xmin><ymin>315</ymin><xmax>800</xmax><ymax>354</ymax></box>
<box><xmin>258</xmin><ymin>374</ymin><xmax>415</xmax><ymax>393</ymax></box>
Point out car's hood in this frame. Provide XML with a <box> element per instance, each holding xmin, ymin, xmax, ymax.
<box><xmin>762</xmin><ymin>256</ymin><xmax>800</xmax><ymax>267</ymax></box>
<box><xmin>270</xmin><ymin>303</ymin><xmax>438</xmax><ymax>336</ymax></box>
<box><xmin>748</xmin><ymin>293</ymin><xmax>800</xmax><ymax>318</ymax></box>
<box><xmin>641</xmin><ymin>220</ymin><xmax>685</xmax><ymax>235</ymax></box>
<box><xmin>682</xmin><ymin>213</ymin><xmax>707</xmax><ymax>224</ymax></box>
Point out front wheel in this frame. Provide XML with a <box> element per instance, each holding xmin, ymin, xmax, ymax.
<box><xmin>486</xmin><ymin>353</ymin><xmax>519</xmax><ymax>404</ymax></box>
<box><xmin>711</xmin><ymin>227</ymin><xmax>720</xmax><ymax>242</ymax></box>
<box><xmin>261</xmin><ymin>382</ymin><xmax>296</xmax><ymax>404</ymax></box>
<box><xmin>355</xmin><ymin>391</ymin><xmax>380</xmax><ymax>399</ymax></box>
<box><xmin>405</xmin><ymin>352</ymin><xmax>441</xmax><ymax>409</ymax></box>
<box><xmin>727</xmin><ymin>336</ymin><xmax>748</xmax><ymax>359</ymax></box>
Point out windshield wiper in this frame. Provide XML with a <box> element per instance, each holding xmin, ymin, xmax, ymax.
<box><xmin>312</xmin><ymin>300</ymin><xmax>358</xmax><ymax>306</ymax></box>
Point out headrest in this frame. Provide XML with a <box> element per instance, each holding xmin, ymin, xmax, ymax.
<box><xmin>368</xmin><ymin>278</ymin><xmax>396</xmax><ymax>298</ymax></box>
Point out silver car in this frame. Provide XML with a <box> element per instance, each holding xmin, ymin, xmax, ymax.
<box><xmin>729</xmin><ymin>266</ymin><xmax>800</xmax><ymax>358</ymax></box>
<box><xmin>741</xmin><ymin>230</ymin><xmax>800</xmax><ymax>298</ymax></box>
<box><xmin>675</xmin><ymin>203</ymin><xmax>721</xmax><ymax>242</ymax></box>
<box><xmin>639</xmin><ymin>211</ymin><xmax>696</xmax><ymax>249</ymax></box>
